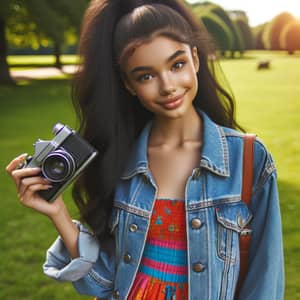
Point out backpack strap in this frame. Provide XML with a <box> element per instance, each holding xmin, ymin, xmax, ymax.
<box><xmin>235</xmin><ymin>133</ymin><xmax>256</xmax><ymax>299</ymax></box>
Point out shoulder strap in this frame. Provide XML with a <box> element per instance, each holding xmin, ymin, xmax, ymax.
<box><xmin>242</xmin><ymin>134</ymin><xmax>256</xmax><ymax>205</ymax></box>
<box><xmin>235</xmin><ymin>133</ymin><xmax>256</xmax><ymax>299</ymax></box>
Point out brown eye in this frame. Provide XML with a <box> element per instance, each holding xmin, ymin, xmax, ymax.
<box><xmin>137</xmin><ymin>74</ymin><xmax>153</xmax><ymax>82</ymax></box>
<box><xmin>172</xmin><ymin>61</ymin><xmax>185</xmax><ymax>70</ymax></box>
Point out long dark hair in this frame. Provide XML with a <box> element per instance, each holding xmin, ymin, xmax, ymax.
<box><xmin>72</xmin><ymin>0</ymin><xmax>243</xmax><ymax>241</ymax></box>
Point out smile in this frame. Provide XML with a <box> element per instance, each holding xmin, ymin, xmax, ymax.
<box><xmin>160</xmin><ymin>91</ymin><xmax>187</xmax><ymax>110</ymax></box>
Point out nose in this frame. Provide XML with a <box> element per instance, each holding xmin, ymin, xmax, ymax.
<box><xmin>159</xmin><ymin>73</ymin><xmax>176</xmax><ymax>96</ymax></box>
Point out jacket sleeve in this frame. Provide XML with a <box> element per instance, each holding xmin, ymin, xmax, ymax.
<box><xmin>238</xmin><ymin>142</ymin><xmax>285</xmax><ymax>299</ymax></box>
<box><xmin>43</xmin><ymin>221</ymin><xmax>115</xmax><ymax>297</ymax></box>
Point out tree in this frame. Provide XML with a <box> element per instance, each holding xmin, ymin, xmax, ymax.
<box><xmin>280</xmin><ymin>21</ymin><xmax>300</xmax><ymax>54</ymax></box>
<box><xmin>252</xmin><ymin>23</ymin><xmax>267</xmax><ymax>50</ymax></box>
<box><xmin>210</xmin><ymin>6</ymin><xmax>245</xmax><ymax>56</ymax></box>
<box><xmin>0</xmin><ymin>0</ymin><xmax>16</xmax><ymax>84</ymax></box>
<box><xmin>262</xmin><ymin>12</ymin><xmax>295</xmax><ymax>50</ymax></box>
<box><xmin>24</xmin><ymin>0</ymin><xmax>88</xmax><ymax>68</ymax></box>
<box><xmin>232</xmin><ymin>17</ymin><xmax>254</xmax><ymax>50</ymax></box>
<box><xmin>190</xmin><ymin>2</ymin><xmax>246</xmax><ymax>57</ymax></box>
<box><xmin>200</xmin><ymin>12</ymin><xmax>234</xmax><ymax>52</ymax></box>
<box><xmin>0</xmin><ymin>0</ymin><xmax>88</xmax><ymax>84</ymax></box>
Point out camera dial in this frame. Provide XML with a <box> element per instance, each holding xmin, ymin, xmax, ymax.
<box><xmin>52</xmin><ymin>123</ymin><xmax>65</xmax><ymax>135</ymax></box>
<box><xmin>42</xmin><ymin>149</ymin><xmax>76</xmax><ymax>182</ymax></box>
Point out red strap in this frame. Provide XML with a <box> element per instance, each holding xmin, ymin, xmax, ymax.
<box><xmin>235</xmin><ymin>134</ymin><xmax>256</xmax><ymax>299</ymax></box>
<box><xmin>242</xmin><ymin>134</ymin><xmax>256</xmax><ymax>205</ymax></box>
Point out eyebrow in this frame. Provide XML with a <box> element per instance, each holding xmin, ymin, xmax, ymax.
<box><xmin>130</xmin><ymin>49</ymin><xmax>187</xmax><ymax>75</ymax></box>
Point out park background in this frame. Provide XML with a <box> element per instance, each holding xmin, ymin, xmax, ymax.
<box><xmin>0</xmin><ymin>0</ymin><xmax>299</xmax><ymax>299</ymax></box>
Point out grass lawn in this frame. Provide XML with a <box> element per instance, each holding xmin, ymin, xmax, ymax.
<box><xmin>1</xmin><ymin>52</ymin><xmax>300</xmax><ymax>299</ymax></box>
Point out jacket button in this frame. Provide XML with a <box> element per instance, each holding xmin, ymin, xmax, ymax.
<box><xmin>193</xmin><ymin>263</ymin><xmax>205</xmax><ymax>273</ymax></box>
<box><xmin>129</xmin><ymin>223</ymin><xmax>138</xmax><ymax>232</ymax></box>
<box><xmin>112</xmin><ymin>290</ymin><xmax>120</xmax><ymax>299</ymax></box>
<box><xmin>124</xmin><ymin>253</ymin><xmax>132</xmax><ymax>264</ymax></box>
<box><xmin>191</xmin><ymin>218</ymin><xmax>202</xmax><ymax>229</ymax></box>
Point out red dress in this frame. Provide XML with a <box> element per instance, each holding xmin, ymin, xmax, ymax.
<box><xmin>128</xmin><ymin>199</ymin><xmax>188</xmax><ymax>300</ymax></box>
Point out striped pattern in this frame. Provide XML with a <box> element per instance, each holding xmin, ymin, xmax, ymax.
<box><xmin>128</xmin><ymin>199</ymin><xmax>188</xmax><ymax>299</ymax></box>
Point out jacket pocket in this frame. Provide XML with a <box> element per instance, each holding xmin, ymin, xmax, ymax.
<box><xmin>215</xmin><ymin>201</ymin><xmax>252</xmax><ymax>263</ymax></box>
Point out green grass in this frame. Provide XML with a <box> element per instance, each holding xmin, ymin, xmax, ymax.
<box><xmin>221</xmin><ymin>51</ymin><xmax>300</xmax><ymax>183</ymax></box>
<box><xmin>1</xmin><ymin>52</ymin><xmax>300</xmax><ymax>299</ymax></box>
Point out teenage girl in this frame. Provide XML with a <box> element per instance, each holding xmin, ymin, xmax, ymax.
<box><xmin>6</xmin><ymin>0</ymin><xmax>284</xmax><ymax>299</ymax></box>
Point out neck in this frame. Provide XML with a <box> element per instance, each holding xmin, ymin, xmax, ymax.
<box><xmin>149</xmin><ymin>107</ymin><xmax>202</xmax><ymax>148</ymax></box>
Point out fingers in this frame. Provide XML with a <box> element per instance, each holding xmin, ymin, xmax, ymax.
<box><xmin>11</xmin><ymin>167</ymin><xmax>42</xmax><ymax>190</ymax></box>
<box><xmin>11</xmin><ymin>167</ymin><xmax>42</xmax><ymax>179</ymax></box>
<box><xmin>6</xmin><ymin>154</ymin><xmax>52</xmax><ymax>201</ymax></box>
<box><xmin>19</xmin><ymin>183</ymin><xmax>52</xmax><ymax>206</ymax></box>
<box><xmin>6</xmin><ymin>154</ymin><xmax>63</xmax><ymax>216</ymax></box>
<box><xmin>18</xmin><ymin>176</ymin><xmax>52</xmax><ymax>198</ymax></box>
<box><xmin>16</xmin><ymin>175</ymin><xmax>53</xmax><ymax>209</ymax></box>
<box><xmin>5</xmin><ymin>153</ymin><xmax>28</xmax><ymax>174</ymax></box>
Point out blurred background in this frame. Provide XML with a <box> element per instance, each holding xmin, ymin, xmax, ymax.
<box><xmin>0</xmin><ymin>0</ymin><xmax>299</xmax><ymax>299</ymax></box>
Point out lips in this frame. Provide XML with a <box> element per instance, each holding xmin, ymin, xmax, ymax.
<box><xmin>160</xmin><ymin>91</ymin><xmax>186</xmax><ymax>110</ymax></box>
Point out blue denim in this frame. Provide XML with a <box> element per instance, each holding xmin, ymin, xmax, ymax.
<box><xmin>43</xmin><ymin>111</ymin><xmax>284</xmax><ymax>299</ymax></box>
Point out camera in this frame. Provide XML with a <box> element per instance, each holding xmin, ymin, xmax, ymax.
<box><xmin>21</xmin><ymin>123</ymin><xmax>98</xmax><ymax>202</ymax></box>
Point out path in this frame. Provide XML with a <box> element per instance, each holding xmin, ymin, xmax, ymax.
<box><xmin>11</xmin><ymin>65</ymin><xmax>77</xmax><ymax>80</ymax></box>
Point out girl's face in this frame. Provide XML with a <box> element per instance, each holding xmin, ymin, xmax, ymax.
<box><xmin>122</xmin><ymin>36</ymin><xmax>199</xmax><ymax>120</ymax></box>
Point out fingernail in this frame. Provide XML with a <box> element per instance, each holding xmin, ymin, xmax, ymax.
<box><xmin>19</xmin><ymin>153</ymin><xmax>28</xmax><ymax>158</ymax></box>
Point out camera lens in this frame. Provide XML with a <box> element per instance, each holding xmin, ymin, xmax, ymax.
<box><xmin>42</xmin><ymin>150</ymin><xmax>76</xmax><ymax>182</ymax></box>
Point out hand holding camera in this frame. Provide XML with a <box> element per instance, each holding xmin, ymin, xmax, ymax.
<box><xmin>6</xmin><ymin>123</ymin><xmax>98</xmax><ymax>218</ymax></box>
<box><xmin>6</xmin><ymin>153</ymin><xmax>63</xmax><ymax>217</ymax></box>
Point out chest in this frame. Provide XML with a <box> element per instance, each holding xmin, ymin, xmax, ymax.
<box><xmin>147</xmin><ymin>144</ymin><xmax>201</xmax><ymax>199</ymax></box>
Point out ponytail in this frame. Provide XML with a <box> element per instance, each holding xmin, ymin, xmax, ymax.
<box><xmin>72</xmin><ymin>0</ymin><xmax>132</xmax><ymax>241</ymax></box>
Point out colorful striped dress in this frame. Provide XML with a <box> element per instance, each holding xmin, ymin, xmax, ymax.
<box><xmin>128</xmin><ymin>199</ymin><xmax>188</xmax><ymax>299</ymax></box>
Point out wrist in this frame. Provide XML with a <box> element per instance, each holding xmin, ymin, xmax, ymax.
<box><xmin>49</xmin><ymin>207</ymin><xmax>70</xmax><ymax>226</ymax></box>
<box><xmin>48</xmin><ymin>203</ymin><xmax>71</xmax><ymax>228</ymax></box>
<box><xmin>48</xmin><ymin>203</ymin><xmax>80</xmax><ymax>258</ymax></box>
<box><xmin>47</xmin><ymin>196</ymin><xmax>68</xmax><ymax>219</ymax></box>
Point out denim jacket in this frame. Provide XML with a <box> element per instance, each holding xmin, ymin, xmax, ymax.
<box><xmin>43</xmin><ymin>111</ymin><xmax>284</xmax><ymax>300</ymax></box>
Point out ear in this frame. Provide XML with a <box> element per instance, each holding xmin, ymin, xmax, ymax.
<box><xmin>192</xmin><ymin>46</ymin><xmax>200</xmax><ymax>73</ymax></box>
<box><xmin>122</xmin><ymin>74</ymin><xmax>136</xmax><ymax>96</ymax></box>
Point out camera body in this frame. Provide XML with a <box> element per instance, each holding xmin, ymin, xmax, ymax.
<box><xmin>23</xmin><ymin>123</ymin><xmax>98</xmax><ymax>202</ymax></box>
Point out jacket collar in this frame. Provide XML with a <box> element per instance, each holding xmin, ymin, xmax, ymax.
<box><xmin>121</xmin><ymin>110</ymin><xmax>230</xmax><ymax>179</ymax></box>
<box><xmin>200</xmin><ymin>111</ymin><xmax>230</xmax><ymax>177</ymax></box>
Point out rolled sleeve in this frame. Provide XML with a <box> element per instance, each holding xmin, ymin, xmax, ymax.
<box><xmin>43</xmin><ymin>221</ymin><xmax>100</xmax><ymax>282</ymax></box>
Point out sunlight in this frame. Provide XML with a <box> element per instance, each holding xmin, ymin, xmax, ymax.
<box><xmin>186</xmin><ymin>0</ymin><xmax>300</xmax><ymax>26</ymax></box>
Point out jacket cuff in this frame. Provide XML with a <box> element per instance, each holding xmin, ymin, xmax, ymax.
<box><xmin>43</xmin><ymin>221</ymin><xmax>99</xmax><ymax>282</ymax></box>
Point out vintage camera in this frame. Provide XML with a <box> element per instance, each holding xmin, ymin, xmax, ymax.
<box><xmin>22</xmin><ymin>123</ymin><xmax>98</xmax><ymax>202</ymax></box>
